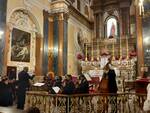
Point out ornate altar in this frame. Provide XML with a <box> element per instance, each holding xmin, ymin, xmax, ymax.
<box><xmin>77</xmin><ymin>36</ymin><xmax>137</xmax><ymax>92</ymax></box>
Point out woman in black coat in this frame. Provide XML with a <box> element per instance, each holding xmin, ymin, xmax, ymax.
<box><xmin>0</xmin><ymin>76</ymin><xmax>13</xmax><ymax>106</ymax></box>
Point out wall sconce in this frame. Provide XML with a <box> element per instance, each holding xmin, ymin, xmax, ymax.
<box><xmin>48</xmin><ymin>47</ymin><xmax>53</xmax><ymax>58</ymax></box>
<box><xmin>0</xmin><ymin>30</ymin><xmax>4</xmax><ymax>41</ymax></box>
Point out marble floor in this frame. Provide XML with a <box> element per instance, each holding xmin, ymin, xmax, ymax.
<box><xmin>0</xmin><ymin>106</ymin><xmax>25</xmax><ymax>113</ymax></box>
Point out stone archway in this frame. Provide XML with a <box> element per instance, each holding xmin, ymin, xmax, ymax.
<box><xmin>7</xmin><ymin>9</ymin><xmax>41</xmax><ymax>75</ymax></box>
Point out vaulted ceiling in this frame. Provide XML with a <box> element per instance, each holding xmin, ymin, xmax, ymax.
<box><xmin>91</xmin><ymin>0</ymin><xmax>132</xmax><ymax>13</ymax></box>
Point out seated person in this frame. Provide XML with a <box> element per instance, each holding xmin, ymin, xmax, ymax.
<box><xmin>75</xmin><ymin>74</ymin><xmax>89</xmax><ymax>94</ymax></box>
<box><xmin>50</xmin><ymin>76</ymin><xmax>63</xmax><ymax>94</ymax></box>
<box><xmin>62</xmin><ymin>74</ymin><xmax>75</xmax><ymax>94</ymax></box>
<box><xmin>26</xmin><ymin>106</ymin><xmax>40</xmax><ymax>113</ymax></box>
<box><xmin>42</xmin><ymin>73</ymin><xmax>54</xmax><ymax>92</ymax></box>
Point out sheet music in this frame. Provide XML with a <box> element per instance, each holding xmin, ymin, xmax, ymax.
<box><xmin>52</xmin><ymin>86</ymin><xmax>60</xmax><ymax>93</ymax></box>
<box><xmin>84</xmin><ymin>73</ymin><xmax>92</xmax><ymax>81</ymax></box>
<box><xmin>33</xmin><ymin>82</ymin><xmax>45</xmax><ymax>87</ymax></box>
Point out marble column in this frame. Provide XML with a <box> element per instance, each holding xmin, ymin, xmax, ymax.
<box><xmin>48</xmin><ymin>16</ymin><xmax>54</xmax><ymax>73</ymax></box>
<box><xmin>0</xmin><ymin>0</ymin><xmax>7</xmax><ymax>74</ymax></box>
<box><xmin>94</xmin><ymin>14</ymin><xmax>99</xmax><ymax>38</ymax></box>
<box><xmin>99</xmin><ymin>12</ymin><xmax>103</xmax><ymax>39</ymax></box>
<box><xmin>42</xmin><ymin>11</ymin><xmax>49</xmax><ymax>75</ymax></box>
<box><xmin>53</xmin><ymin>13</ymin><xmax>68</xmax><ymax>76</ymax></box>
<box><xmin>35</xmin><ymin>33</ymin><xmax>43</xmax><ymax>76</ymax></box>
<box><xmin>120</xmin><ymin>7</ymin><xmax>130</xmax><ymax>36</ymax></box>
<box><xmin>53</xmin><ymin>15</ymin><xmax>59</xmax><ymax>75</ymax></box>
<box><xmin>45</xmin><ymin>13</ymin><xmax>68</xmax><ymax>76</ymax></box>
<box><xmin>136</xmin><ymin>7</ymin><xmax>144</xmax><ymax>77</ymax></box>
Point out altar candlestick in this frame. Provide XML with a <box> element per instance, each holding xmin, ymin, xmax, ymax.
<box><xmin>126</xmin><ymin>35</ymin><xmax>129</xmax><ymax>60</ymax></box>
<box><xmin>97</xmin><ymin>39</ymin><xmax>100</xmax><ymax>60</ymax></box>
<box><xmin>91</xmin><ymin>38</ymin><xmax>94</xmax><ymax>61</ymax></box>
<box><xmin>85</xmin><ymin>43</ymin><xmax>88</xmax><ymax>61</ymax></box>
<box><xmin>112</xmin><ymin>40</ymin><xmax>115</xmax><ymax>60</ymax></box>
<box><xmin>119</xmin><ymin>36</ymin><xmax>122</xmax><ymax>61</ymax></box>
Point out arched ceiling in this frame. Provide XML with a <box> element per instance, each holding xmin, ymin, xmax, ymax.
<box><xmin>91</xmin><ymin>0</ymin><xmax>132</xmax><ymax>13</ymax></box>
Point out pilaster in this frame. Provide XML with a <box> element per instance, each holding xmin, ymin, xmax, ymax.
<box><xmin>136</xmin><ymin>6</ymin><xmax>144</xmax><ymax>77</ymax></box>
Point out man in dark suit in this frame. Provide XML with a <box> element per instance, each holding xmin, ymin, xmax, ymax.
<box><xmin>17</xmin><ymin>67</ymin><xmax>34</xmax><ymax>109</ymax></box>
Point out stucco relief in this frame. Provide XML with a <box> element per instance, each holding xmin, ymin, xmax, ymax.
<box><xmin>7</xmin><ymin>10</ymin><xmax>38</xmax><ymax>74</ymax></box>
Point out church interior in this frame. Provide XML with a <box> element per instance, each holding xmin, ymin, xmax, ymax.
<box><xmin>0</xmin><ymin>0</ymin><xmax>150</xmax><ymax>113</ymax></box>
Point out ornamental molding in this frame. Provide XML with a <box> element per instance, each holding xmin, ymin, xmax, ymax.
<box><xmin>8</xmin><ymin>10</ymin><xmax>37</xmax><ymax>33</ymax></box>
<box><xmin>49</xmin><ymin>0</ymin><xmax>69</xmax><ymax>14</ymax></box>
<box><xmin>25</xmin><ymin>0</ymin><xmax>70</xmax><ymax>14</ymax></box>
<box><xmin>7</xmin><ymin>9</ymin><xmax>37</xmax><ymax>73</ymax></box>
<box><xmin>24</xmin><ymin>0</ymin><xmax>49</xmax><ymax>11</ymax></box>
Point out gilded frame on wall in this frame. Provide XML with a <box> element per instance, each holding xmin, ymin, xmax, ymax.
<box><xmin>11</xmin><ymin>28</ymin><xmax>31</xmax><ymax>62</ymax></box>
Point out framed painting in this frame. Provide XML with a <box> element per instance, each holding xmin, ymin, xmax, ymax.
<box><xmin>11</xmin><ymin>28</ymin><xmax>31</xmax><ymax>62</ymax></box>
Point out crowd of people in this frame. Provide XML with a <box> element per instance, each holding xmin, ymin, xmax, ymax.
<box><xmin>0</xmin><ymin>61</ymin><xmax>118</xmax><ymax>112</ymax></box>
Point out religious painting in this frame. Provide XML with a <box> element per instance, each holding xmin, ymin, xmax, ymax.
<box><xmin>106</xmin><ymin>17</ymin><xmax>118</xmax><ymax>38</ymax></box>
<box><xmin>11</xmin><ymin>28</ymin><xmax>31</xmax><ymax>62</ymax></box>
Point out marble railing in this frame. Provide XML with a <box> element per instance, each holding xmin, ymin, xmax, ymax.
<box><xmin>25</xmin><ymin>91</ymin><xmax>147</xmax><ymax>113</ymax></box>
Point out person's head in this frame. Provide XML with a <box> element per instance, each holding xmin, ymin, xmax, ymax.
<box><xmin>79</xmin><ymin>74</ymin><xmax>86</xmax><ymax>81</ymax></box>
<box><xmin>47</xmin><ymin>71</ymin><xmax>54</xmax><ymax>80</ymax></box>
<box><xmin>26</xmin><ymin>107</ymin><xmax>40</xmax><ymax>113</ymax></box>
<box><xmin>55</xmin><ymin>76</ymin><xmax>62</xmax><ymax>82</ymax></box>
<box><xmin>65</xmin><ymin>74</ymin><xmax>72</xmax><ymax>81</ymax></box>
<box><xmin>1</xmin><ymin>76</ymin><xmax>8</xmax><ymax>84</ymax></box>
<box><xmin>23</xmin><ymin>67</ymin><xmax>29</xmax><ymax>72</ymax></box>
<box><xmin>103</xmin><ymin>63</ymin><xmax>110</xmax><ymax>71</ymax></box>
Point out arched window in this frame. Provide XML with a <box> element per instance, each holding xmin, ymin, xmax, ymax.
<box><xmin>105</xmin><ymin>17</ymin><xmax>119</xmax><ymax>38</ymax></box>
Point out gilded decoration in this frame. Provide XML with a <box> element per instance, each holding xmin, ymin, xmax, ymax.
<box><xmin>25</xmin><ymin>91</ymin><xmax>147</xmax><ymax>113</ymax></box>
<box><xmin>49</xmin><ymin>16</ymin><xmax>54</xmax><ymax>22</ymax></box>
<box><xmin>50</xmin><ymin>0</ymin><xmax>69</xmax><ymax>14</ymax></box>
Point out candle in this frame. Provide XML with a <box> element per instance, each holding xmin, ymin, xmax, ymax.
<box><xmin>91</xmin><ymin>38</ymin><xmax>94</xmax><ymax>61</ymax></box>
<box><xmin>85</xmin><ymin>43</ymin><xmax>88</xmax><ymax>61</ymax></box>
<box><xmin>126</xmin><ymin>35</ymin><xmax>129</xmax><ymax>60</ymax></box>
<box><xmin>119</xmin><ymin>35</ymin><xmax>122</xmax><ymax>61</ymax></box>
<box><xmin>112</xmin><ymin>39</ymin><xmax>115</xmax><ymax>60</ymax></box>
<box><xmin>97</xmin><ymin>39</ymin><xmax>100</xmax><ymax>60</ymax></box>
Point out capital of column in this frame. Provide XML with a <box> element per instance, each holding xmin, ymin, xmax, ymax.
<box><xmin>49</xmin><ymin>0</ymin><xmax>69</xmax><ymax>14</ymax></box>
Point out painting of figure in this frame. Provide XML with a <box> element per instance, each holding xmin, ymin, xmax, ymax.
<box><xmin>107</xmin><ymin>17</ymin><xmax>118</xmax><ymax>38</ymax></box>
<box><xmin>11</xmin><ymin>28</ymin><xmax>31</xmax><ymax>62</ymax></box>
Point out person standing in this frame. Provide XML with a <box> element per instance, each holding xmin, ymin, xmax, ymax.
<box><xmin>0</xmin><ymin>76</ymin><xmax>13</xmax><ymax>106</ymax></box>
<box><xmin>17</xmin><ymin>67</ymin><xmax>34</xmax><ymax>109</ymax></box>
<box><xmin>105</xmin><ymin>62</ymin><xmax>118</xmax><ymax>113</ymax></box>
<box><xmin>7</xmin><ymin>68</ymin><xmax>16</xmax><ymax>102</ymax></box>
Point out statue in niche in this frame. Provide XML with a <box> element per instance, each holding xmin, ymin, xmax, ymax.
<box><xmin>106</xmin><ymin>17</ymin><xmax>118</xmax><ymax>38</ymax></box>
